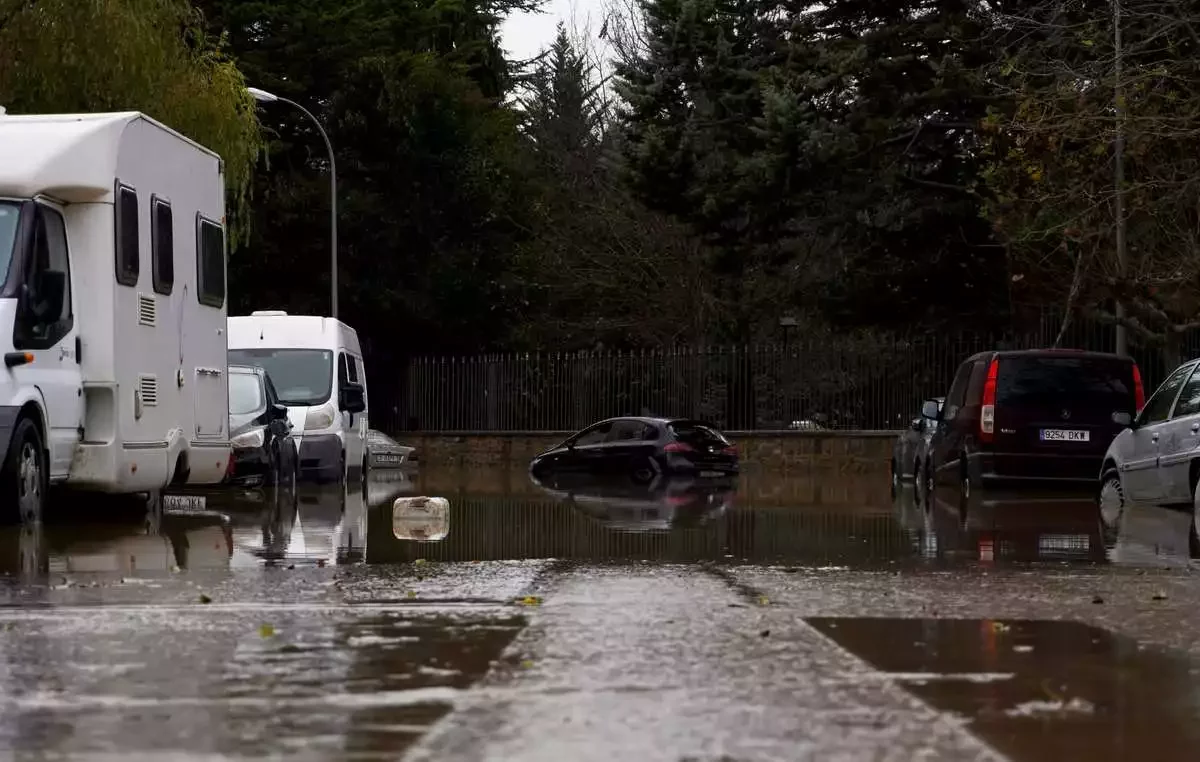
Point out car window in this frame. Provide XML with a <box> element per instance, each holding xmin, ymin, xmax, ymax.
<box><xmin>573</xmin><ymin>422</ymin><xmax>612</xmax><ymax>447</ymax></box>
<box><xmin>996</xmin><ymin>356</ymin><xmax>1135</xmax><ymax>411</ymax></box>
<box><xmin>1139</xmin><ymin>363</ymin><xmax>1193</xmax><ymax>425</ymax></box>
<box><xmin>942</xmin><ymin>361</ymin><xmax>975</xmax><ymax>421</ymax></box>
<box><xmin>229</xmin><ymin>373</ymin><xmax>264</xmax><ymax>415</ymax></box>
<box><xmin>608</xmin><ymin>420</ymin><xmax>648</xmax><ymax>442</ymax></box>
<box><xmin>669</xmin><ymin>422</ymin><xmax>730</xmax><ymax>446</ymax></box>
<box><xmin>1169</xmin><ymin>363</ymin><xmax>1200</xmax><ymax>419</ymax></box>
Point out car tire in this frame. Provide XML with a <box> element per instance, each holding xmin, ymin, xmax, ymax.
<box><xmin>957</xmin><ymin>457</ymin><xmax>971</xmax><ymax>509</ymax></box>
<box><xmin>630</xmin><ymin>457</ymin><xmax>657</xmax><ymax>485</ymax></box>
<box><xmin>1190</xmin><ymin>477</ymin><xmax>1200</xmax><ymax>560</ymax></box>
<box><xmin>1</xmin><ymin>417</ymin><xmax>48</xmax><ymax>524</ymax></box>
<box><xmin>1098</xmin><ymin>468</ymin><xmax>1124</xmax><ymax>547</ymax></box>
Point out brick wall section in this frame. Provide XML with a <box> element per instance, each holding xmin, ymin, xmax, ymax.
<box><xmin>406</xmin><ymin>430</ymin><xmax>898</xmax><ymax>475</ymax></box>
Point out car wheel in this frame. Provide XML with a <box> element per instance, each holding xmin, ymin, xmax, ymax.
<box><xmin>631</xmin><ymin>457</ymin><xmax>657</xmax><ymax>485</ymax></box>
<box><xmin>1</xmin><ymin>417</ymin><xmax>48</xmax><ymax>524</ymax></box>
<box><xmin>1190</xmin><ymin>478</ymin><xmax>1200</xmax><ymax>560</ymax></box>
<box><xmin>1098</xmin><ymin>469</ymin><xmax>1124</xmax><ymax>546</ymax></box>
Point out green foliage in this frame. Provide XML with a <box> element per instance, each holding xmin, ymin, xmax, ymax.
<box><xmin>200</xmin><ymin>0</ymin><xmax>541</xmax><ymax>352</ymax></box>
<box><xmin>0</xmin><ymin>0</ymin><xmax>262</xmax><ymax>247</ymax></box>
<box><xmin>614</xmin><ymin>0</ymin><xmax>1010</xmax><ymax>334</ymax></box>
<box><xmin>982</xmin><ymin>0</ymin><xmax>1200</xmax><ymax>348</ymax></box>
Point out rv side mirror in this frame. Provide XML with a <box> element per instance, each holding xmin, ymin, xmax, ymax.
<box><xmin>339</xmin><ymin>382</ymin><xmax>366</xmax><ymax>414</ymax></box>
<box><xmin>1112</xmin><ymin>411</ymin><xmax>1133</xmax><ymax>428</ymax></box>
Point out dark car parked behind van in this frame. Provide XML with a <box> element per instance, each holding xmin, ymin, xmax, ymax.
<box><xmin>924</xmin><ymin>349</ymin><xmax>1145</xmax><ymax>500</ymax></box>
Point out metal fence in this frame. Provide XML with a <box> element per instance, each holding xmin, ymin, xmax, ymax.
<box><xmin>379</xmin><ymin>317</ymin><xmax>1200</xmax><ymax>432</ymax></box>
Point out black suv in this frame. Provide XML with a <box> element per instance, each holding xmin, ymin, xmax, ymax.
<box><xmin>924</xmin><ymin>349</ymin><xmax>1145</xmax><ymax>499</ymax></box>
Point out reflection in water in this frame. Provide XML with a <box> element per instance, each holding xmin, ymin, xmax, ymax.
<box><xmin>0</xmin><ymin>513</ymin><xmax>234</xmax><ymax>578</ymax></box>
<box><xmin>531</xmin><ymin>473</ymin><xmax>735</xmax><ymax>532</ymax></box>
<box><xmin>0</xmin><ymin>475</ymin><xmax>420</xmax><ymax>579</ymax></box>
<box><xmin>365</xmin><ymin>470</ymin><xmax>1200</xmax><ymax>569</ymax></box>
<box><xmin>919</xmin><ymin>483</ymin><xmax>1200</xmax><ymax>568</ymax></box>
<box><xmin>2</xmin><ymin>470</ymin><xmax>1197</xmax><ymax>575</ymax></box>
<box><xmin>810</xmin><ymin>617</ymin><xmax>1200</xmax><ymax>762</ymax></box>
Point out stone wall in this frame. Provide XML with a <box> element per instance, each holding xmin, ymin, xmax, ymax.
<box><xmin>406</xmin><ymin>430</ymin><xmax>898</xmax><ymax>476</ymax></box>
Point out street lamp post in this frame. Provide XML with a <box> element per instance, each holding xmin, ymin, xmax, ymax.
<box><xmin>247</xmin><ymin>86</ymin><xmax>338</xmax><ymax>319</ymax></box>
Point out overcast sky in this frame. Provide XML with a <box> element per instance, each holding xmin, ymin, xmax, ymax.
<box><xmin>500</xmin><ymin>0</ymin><xmax>605</xmax><ymax>63</ymax></box>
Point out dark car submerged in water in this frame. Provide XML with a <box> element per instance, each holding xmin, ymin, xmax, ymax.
<box><xmin>529</xmin><ymin>417</ymin><xmax>739</xmax><ymax>482</ymax></box>
<box><xmin>227</xmin><ymin>364</ymin><xmax>300</xmax><ymax>493</ymax></box>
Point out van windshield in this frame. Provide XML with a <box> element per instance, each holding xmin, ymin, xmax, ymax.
<box><xmin>997</xmin><ymin>356</ymin><xmax>1135</xmax><ymax>413</ymax></box>
<box><xmin>228</xmin><ymin>348</ymin><xmax>333</xmax><ymax>407</ymax></box>
<box><xmin>0</xmin><ymin>202</ymin><xmax>19</xmax><ymax>286</ymax></box>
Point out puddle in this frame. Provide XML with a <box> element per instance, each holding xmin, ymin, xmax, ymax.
<box><xmin>0</xmin><ymin>608</ymin><xmax>525</xmax><ymax>757</ymax></box>
<box><xmin>808</xmin><ymin>617</ymin><xmax>1200</xmax><ymax>761</ymax></box>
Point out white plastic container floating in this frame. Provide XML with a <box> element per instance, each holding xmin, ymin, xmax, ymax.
<box><xmin>392</xmin><ymin>496</ymin><xmax>449</xmax><ymax>541</ymax></box>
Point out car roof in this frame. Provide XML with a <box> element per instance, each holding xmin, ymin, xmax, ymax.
<box><xmin>964</xmin><ymin>349</ymin><xmax>1135</xmax><ymax>363</ymax></box>
<box><xmin>590</xmin><ymin>416</ymin><xmax>719</xmax><ymax>428</ymax></box>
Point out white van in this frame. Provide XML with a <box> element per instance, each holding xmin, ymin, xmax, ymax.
<box><xmin>0</xmin><ymin>111</ymin><xmax>231</xmax><ymax>520</ymax></box>
<box><xmin>227</xmin><ymin>311</ymin><xmax>367</xmax><ymax>485</ymax></box>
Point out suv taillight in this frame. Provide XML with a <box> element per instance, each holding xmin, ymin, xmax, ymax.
<box><xmin>1132</xmin><ymin>363</ymin><xmax>1146</xmax><ymax>411</ymax></box>
<box><xmin>980</xmin><ymin>357</ymin><xmax>999</xmax><ymax>443</ymax></box>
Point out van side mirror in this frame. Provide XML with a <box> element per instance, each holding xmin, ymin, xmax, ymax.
<box><xmin>270</xmin><ymin>403</ymin><xmax>289</xmax><ymax>421</ymax></box>
<box><xmin>909</xmin><ymin>417</ymin><xmax>923</xmax><ymax>432</ymax></box>
<box><xmin>1112</xmin><ymin>411</ymin><xmax>1133</xmax><ymax>428</ymax></box>
<box><xmin>921</xmin><ymin>399</ymin><xmax>941</xmax><ymax>421</ymax></box>
<box><xmin>339</xmin><ymin>382</ymin><xmax>366</xmax><ymax>414</ymax></box>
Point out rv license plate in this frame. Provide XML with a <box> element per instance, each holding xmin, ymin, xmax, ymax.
<box><xmin>699</xmin><ymin>470</ymin><xmax>726</xmax><ymax>478</ymax></box>
<box><xmin>1040</xmin><ymin>429</ymin><xmax>1090</xmax><ymax>442</ymax></box>
<box><xmin>164</xmin><ymin>494</ymin><xmax>207</xmax><ymax>511</ymax></box>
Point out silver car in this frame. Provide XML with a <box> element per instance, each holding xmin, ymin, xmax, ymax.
<box><xmin>891</xmin><ymin>397</ymin><xmax>943</xmax><ymax>494</ymax></box>
<box><xmin>1099</xmin><ymin>357</ymin><xmax>1200</xmax><ymax>546</ymax></box>
<box><xmin>366</xmin><ymin>429</ymin><xmax>417</xmax><ymax>470</ymax></box>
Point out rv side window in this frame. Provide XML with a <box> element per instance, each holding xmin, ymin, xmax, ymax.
<box><xmin>114</xmin><ymin>184</ymin><xmax>139</xmax><ymax>286</ymax></box>
<box><xmin>196</xmin><ymin>216</ymin><xmax>225</xmax><ymax>308</ymax></box>
<box><xmin>151</xmin><ymin>196</ymin><xmax>174</xmax><ymax>295</ymax></box>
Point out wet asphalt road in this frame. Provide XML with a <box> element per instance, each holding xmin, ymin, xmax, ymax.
<box><xmin>1</xmin><ymin>469</ymin><xmax>1199</xmax><ymax>760</ymax></box>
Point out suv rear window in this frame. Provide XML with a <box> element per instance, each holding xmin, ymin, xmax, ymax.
<box><xmin>669</xmin><ymin>422</ymin><xmax>730</xmax><ymax>446</ymax></box>
<box><xmin>996</xmin><ymin>356</ymin><xmax>1135</xmax><ymax>411</ymax></box>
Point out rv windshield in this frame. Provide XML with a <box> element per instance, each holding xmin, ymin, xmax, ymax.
<box><xmin>228</xmin><ymin>348</ymin><xmax>333</xmax><ymax>407</ymax></box>
<box><xmin>0</xmin><ymin>202</ymin><xmax>19</xmax><ymax>286</ymax></box>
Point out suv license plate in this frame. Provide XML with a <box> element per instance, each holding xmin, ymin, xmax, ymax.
<box><xmin>1040</xmin><ymin>429</ymin><xmax>1089</xmax><ymax>442</ymax></box>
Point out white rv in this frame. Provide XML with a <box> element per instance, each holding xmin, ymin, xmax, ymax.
<box><xmin>0</xmin><ymin>111</ymin><xmax>232</xmax><ymax>520</ymax></box>
<box><xmin>227</xmin><ymin>312</ymin><xmax>368</xmax><ymax>485</ymax></box>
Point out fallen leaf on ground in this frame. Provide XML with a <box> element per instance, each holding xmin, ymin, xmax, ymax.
<box><xmin>259</xmin><ymin>624</ymin><xmax>275</xmax><ymax>638</ymax></box>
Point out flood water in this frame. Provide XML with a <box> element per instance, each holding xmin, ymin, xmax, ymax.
<box><xmin>0</xmin><ymin>467</ymin><xmax>1194</xmax><ymax>574</ymax></box>
<box><xmin>0</xmin><ymin>468</ymin><xmax>1198</xmax><ymax>760</ymax></box>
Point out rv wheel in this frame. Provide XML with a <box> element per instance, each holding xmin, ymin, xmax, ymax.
<box><xmin>1</xmin><ymin>417</ymin><xmax>48</xmax><ymax>524</ymax></box>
